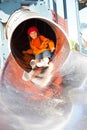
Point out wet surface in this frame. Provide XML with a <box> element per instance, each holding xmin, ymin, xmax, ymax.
<box><xmin>0</xmin><ymin>51</ymin><xmax>87</xmax><ymax>130</ymax></box>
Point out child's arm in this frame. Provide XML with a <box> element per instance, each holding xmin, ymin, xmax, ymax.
<box><xmin>40</xmin><ymin>35</ymin><xmax>55</xmax><ymax>51</ymax></box>
<box><xmin>22</xmin><ymin>49</ymin><xmax>33</xmax><ymax>54</ymax></box>
<box><xmin>48</xmin><ymin>40</ymin><xmax>55</xmax><ymax>52</ymax></box>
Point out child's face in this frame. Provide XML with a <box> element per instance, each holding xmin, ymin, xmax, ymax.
<box><xmin>29</xmin><ymin>31</ymin><xmax>37</xmax><ymax>39</ymax></box>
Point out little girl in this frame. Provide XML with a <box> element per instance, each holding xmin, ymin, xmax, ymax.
<box><xmin>23</xmin><ymin>26</ymin><xmax>55</xmax><ymax>69</ymax></box>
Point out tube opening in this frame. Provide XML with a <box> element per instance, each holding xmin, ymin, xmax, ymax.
<box><xmin>10</xmin><ymin>18</ymin><xmax>69</xmax><ymax>71</ymax></box>
<box><xmin>11</xmin><ymin>18</ymin><xmax>57</xmax><ymax>71</ymax></box>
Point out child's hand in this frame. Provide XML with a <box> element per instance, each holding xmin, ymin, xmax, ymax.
<box><xmin>22</xmin><ymin>51</ymin><xmax>27</xmax><ymax>54</ymax></box>
<box><xmin>51</xmin><ymin>48</ymin><xmax>55</xmax><ymax>53</ymax></box>
<box><xmin>22</xmin><ymin>51</ymin><xmax>26</xmax><ymax>54</ymax></box>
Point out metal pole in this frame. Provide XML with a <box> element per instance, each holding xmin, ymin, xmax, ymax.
<box><xmin>63</xmin><ymin>0</ymin><xmax>67</xmax><ymax>19</ymax></box>
<box><xmin>53</xmin><ymin>0</ymin><xmax>58</xmax><ymax>23</ymax></box>
<box><xmin>75</xmin><ymin>0</ymin><xmax>82</xmax><ymax>51</ymax></box>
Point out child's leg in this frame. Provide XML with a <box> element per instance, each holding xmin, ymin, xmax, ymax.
<box><xmin>43</xmin><ymin>57</ymin><xmax>49</xmax><ymax>67</ymax></box>
<box><xmin>35</xmin><ymin>53</ymin><xmax>45</xmax><ymax>67</ymax></box>
<box><xmin>42</xmin><ymin>50</ymin><xmax>52</xmax><ymax>67</ymax></box>
<box><xmin>36</xmin><ymin>60</ymin><xmax>44</xmax><ymax>67</ymax></box>
<box><xmin>30</xmin><ymin>54</ymin><xmax>42</xmax><ymax>69</ymax></box>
